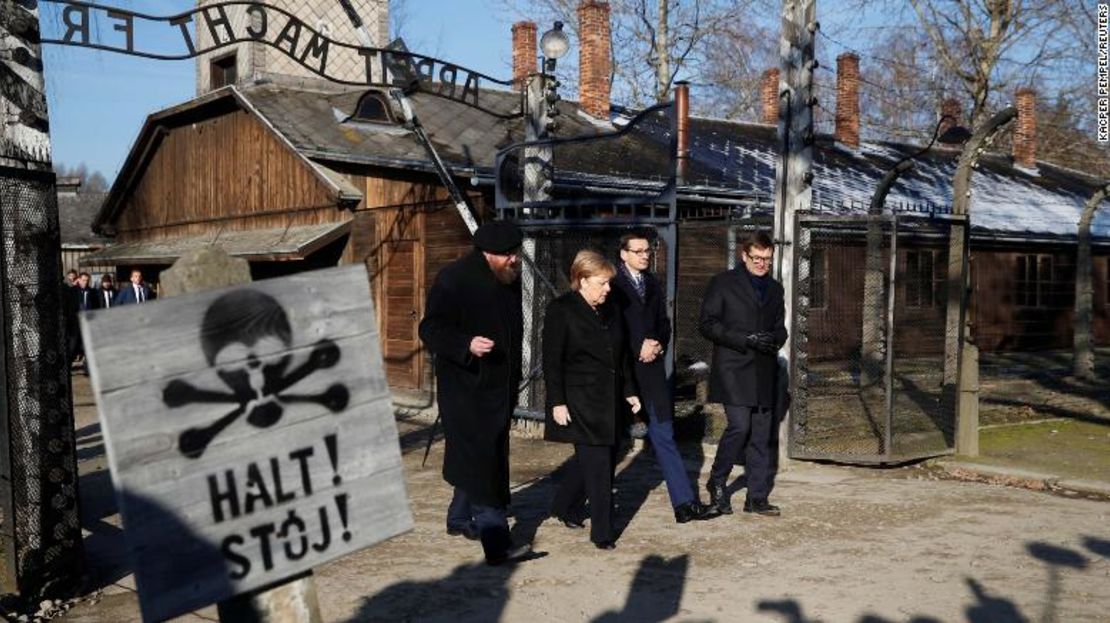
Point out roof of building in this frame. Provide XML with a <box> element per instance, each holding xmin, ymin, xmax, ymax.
<box><xmin>675</xmin><ymin>116</ymin><xmax>1110</xmax><ymax>240</ymax></box>
<box><xmin>80</xmin><ymin>221</ymin><xmax>350</xmax><ymax>266</ymax></box>
<box><xmin>99</xmin><ymin>79</ymin><xmax>1110</xmax><ymax>241</ymax></box>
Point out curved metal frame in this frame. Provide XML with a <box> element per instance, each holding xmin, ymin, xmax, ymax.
<box><xmin>494</xmin><ymin>101</ymin><xmax>678</xmax><ymax>221</ymax></box>
<box><xmin>38</xmin><ymin>0</ymin><xmax>523</xmax><ymax>118</ymax></box>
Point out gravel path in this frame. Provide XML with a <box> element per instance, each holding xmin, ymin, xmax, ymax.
<box><xmin>62</xmin><ymin>375</ymin><xmax>1109</xmax><ymax>623</ymax></box>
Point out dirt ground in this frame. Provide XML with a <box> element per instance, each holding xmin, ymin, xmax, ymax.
<box><xmin>59</xmin><ymin>374</ymin><xmax>1110</xmax><ymax>623</ymax></box>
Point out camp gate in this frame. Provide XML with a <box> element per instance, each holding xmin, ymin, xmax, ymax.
<box><xmin>497</xmin><ymin>110</ymin><xmax>970</xmax><ymax>464</ymax></box>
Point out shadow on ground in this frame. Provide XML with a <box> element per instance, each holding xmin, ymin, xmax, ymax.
<box><xmin>756</xmin><ymin>536</ymin><xmax>1108</xmax><ymax>623</ymax></box>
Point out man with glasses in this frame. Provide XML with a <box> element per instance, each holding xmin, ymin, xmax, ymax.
<box><xmin>699</xmin><ymin>231</ymin><xmax>787</xmax><ymax>517</ymax></box>
<box><xmin>611</xmin><ymin>231</ymin><xmax>717</xmax><ymax>524</ymax></box>
<box><xmin>420</xmin><ymin>220</ymin><xmax>537</xmax><ymax>565</ymax></box>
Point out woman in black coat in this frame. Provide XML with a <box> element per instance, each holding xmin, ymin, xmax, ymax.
<box><xmin>543</xmin><ymin>250</ymin><xmax>641</xmax><ymax>549</ymax></box>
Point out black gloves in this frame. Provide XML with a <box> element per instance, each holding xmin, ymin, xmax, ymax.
<box><xmin>744</xmin><ymin>331</ymin><xmax>778</xmax><ymax>355</ymax></box>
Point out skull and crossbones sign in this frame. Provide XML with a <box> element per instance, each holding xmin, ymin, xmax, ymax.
<box><xmin>163</xmin><ymin>290</ymin><xmax>350</xmax><ymax>459</ymax></box>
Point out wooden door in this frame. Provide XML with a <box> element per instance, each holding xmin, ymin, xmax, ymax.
<box><xmin>374</xmin><ymin>209</ymin><xmax>424</xmax><ymax>390</ymax></box>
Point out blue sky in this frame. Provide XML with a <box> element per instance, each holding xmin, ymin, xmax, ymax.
<box><xmin>40</xmin><ymin>0</ymin><xmax>513</xmax><ymax>180</ymax></box>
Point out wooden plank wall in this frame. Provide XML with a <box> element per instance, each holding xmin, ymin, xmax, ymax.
<box><xmin>971</xmin><ymin>249</ymin><xmax>1110</xmax><ymax>351</ymax></box>
<box><xmin>115</xmin><ymin>110</ymin><xmax>349</xmax><ymax>242</ymax></box>
<box><xmin>675</xmin><ymin>224</ymin><xmax>728</xmax><ymax>368</ymax></box>
<box><xmin>347</xmin><ymin>172</ymin><xmax>480</xmax><ymax>391</ymax></box>
<box><xmin>806</xmin><ymin>242</ymin><xmax>867</xmax><ymax>361</ymax></box>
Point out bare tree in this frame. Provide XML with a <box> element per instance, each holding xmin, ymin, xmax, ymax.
<box><xmin>52</xmin><ymin>162</ymin><xmax>110</xmax><ymax>193</ymax></box>
<box><xmin>827</xmin><ymin>0</ymin><xmax>1103</xmax><ymax>175</ymax></box>
<box><xmin>904</xmin><ymin>0</ymin><xmax>1074</xmax><ymax>126</ymax></box>
<box><xmin>850</xmin><ymin>30</ymin><xmax>959</xmax><ymax>143</ymax></box>
<box><xmin>498</xmin><ymin>0</ymin><xmax>772</xmax><ymax>113</ymax></box>
<box><xmin>389</xmin><ymin>0</ymin><xmax>410</xmax><ymax>40</ymax></box>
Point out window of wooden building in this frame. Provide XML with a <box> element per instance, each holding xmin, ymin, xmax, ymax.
<box><xmin>210</xmin><ymin>53</ymin><xmax>238</xmax><ymax>90</ymax></box>
<box><xmin>1016</xmin><ymin>253</ymin><xmax>1075</xmax><ymax>308</ymax></box>
<box><xmin>810</xmin><ymin>247</ymin><xmax>827</xmax><ymax>308</ymax></box>
<box><xmin>353</xmin><ymin>91</ymin><xmax>395</xmax><ymax>124</ymax></box>
<box><xmin>905</xmin><ymin>249</ymin><xmax>944</xmax><ymax>308</ymax></box>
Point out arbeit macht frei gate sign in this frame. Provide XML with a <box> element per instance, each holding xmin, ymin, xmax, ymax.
<box><xmin>38</xmin><ymin>0</ymin><xmax>520</xmax><ymax>118</ymax></box>
<box><xmin>81</xmin><ymin>265</ymin><xmax>411</xmax><ymax>621</ymax></box>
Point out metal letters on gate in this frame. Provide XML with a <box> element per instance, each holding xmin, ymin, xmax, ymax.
<box><xmin>37</xmin><ymin>0</ymin><xmax>522</xmax><ymax>118</ymax></box>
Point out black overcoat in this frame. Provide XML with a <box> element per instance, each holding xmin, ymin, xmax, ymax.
<box><xmin>542</xmin><ymin>292</ymin><xmax>636</xmax><ymax>446</ymax></box>
<box><xmin>698</xmin><ymin>266</ymin><xmax>788</xmax><ymax>408</ymax></box>
<box><xmin>419</xmin><ymin>250</ymin><xmax>523</xmax><ymax>508</ymax></box>
<box><xmin>609</xmin><ymin>268</ymin><xmax>673</xmax><ymax>420</ymax></box>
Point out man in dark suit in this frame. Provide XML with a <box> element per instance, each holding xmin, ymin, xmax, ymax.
<box><xmin>94</xmin><ymin>274</ymin><xmax>117</xmax><ymax>309</ymax></box>
<box><xmin>113</xmin><ymin>268</ymin><xmax>154</xmax><ymax>306</ymax></box>
<box><xmin>419</xmin><ymin>220</ymin><xmax>535</xmax><ymax>566</ymax></box>
<box><xmin>73</xmin><ymin>272</ymin><xmax>96</xmax><ymax>313</ymax></box>
<box><xmin>699</xmin><ymin>231</ymin><xmax>788</xmax><ymax>517</ymax></box>
<box><xmin>610</xmin><ymin>232</ymin><xmax>716</xmax><ymax>524</ymax></box>
<box><xmin>70</xmin><ymin>272</ymin><xmax>98</xmax><ymax>373</ymax></box>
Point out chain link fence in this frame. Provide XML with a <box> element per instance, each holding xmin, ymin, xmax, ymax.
<box><xmin>509</xmin><ymin>210</ymin><xmax>967</xmax><ymax>464</ymax></box>
<box><xmin>516</xmin><ymin>226</ymin><xmax>672</xmax><ymax>418</ymax></box>
<box><xmin>790</xmin><ymin>212</ymin><xmax>967</xmax><ymax>462</ymax></box>
<box><xmin>0</xmin><ymin>167</ymin><xmax>83</xmax><ymax>596</ymax></box>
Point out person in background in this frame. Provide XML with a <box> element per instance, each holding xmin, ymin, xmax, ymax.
<box><xmin>68</xmin><ymin>272</ymin><xmax>96</xmax><ymax>373</ymax></box>
<box><xmin>699</xmin><ymin>231</ymin><xmax>788</xmax><ymax>517</ymax></box>
<box><xmin>73</xmin><ymin>272</ymin><xmax>95</xmax><ymax>313</ymax></box>
<box><xmin>95</xmin><ymin>274</ymin><xmax>117</xmax><ymax>309</ymax></box>
<box><xmin>610</xmin><ymin>232</ymin><xmax>717</xmax><ymax>525</ymax></box>
<box><xmin>543</xmin><ymin>249</ymin><xmax>641</xmax><ymax>550</ymax></box>
<box><xmin>113</xmin><ymin>268</ymin><xmax>154</xmax><ymax>305</ymax></box>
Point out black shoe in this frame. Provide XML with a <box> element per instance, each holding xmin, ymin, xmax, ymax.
<box><xmin>674</xmin><ymin>500</ymin><xmax>720</xmax><ymax>523</ymax></box>
<box><xmin>487</xmin><ymin>543</ymin><xmax>540</xmax><ymax>566</ymax></box>
<box><xmin>743</xmin><ymin>498</ymin><xmax>781</xmax><ymax>516</ymax></box>
<box><xmin>446</xmin><ymin>523</ymin><xmax>480</xmax><ymax>541</ymax></box>
<box><xmin>553</xmin><ymin>514</ymin><xmax>586</xmax><ymax>529</ymax></box>
<box><xmin>706</xmin><ymin>479</ymin><xmax>733</xmax><ymax>515</ymax></box>
<box><xmin>593</xmin><ymin>540</ymin><xmax>616</xmax><ymax>550</ymax></box>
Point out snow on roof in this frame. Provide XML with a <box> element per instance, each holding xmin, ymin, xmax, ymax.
<box><xmin>679</xmin><ymin>115</ymin><xmax>1110</xmax><ymax>240</ymax></box>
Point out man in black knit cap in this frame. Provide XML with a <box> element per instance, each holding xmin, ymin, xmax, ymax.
<box><xmin>420</xmin><ymin>220</ymin><xmax>537</xmax><ymax>565</ymax></box>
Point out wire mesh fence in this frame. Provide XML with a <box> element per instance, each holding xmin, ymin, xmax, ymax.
<box><xmin>0</xmin><ymin>167</ymin><xmax>83</xmax><ymax>596</ymax></box>
<box><xmin>510</xmin><ymin>209</ymin><xmax>967</xmax><ymax>463</ymax></box>
<box><xmin>517</xmin><ymin>226</ymin><xmax>671</xmax><ymax>418</ymax></box>
<box><xmin>790</xmin><ymin>212</ymin><xmax>967</xmax><ymax>462</ymax></box>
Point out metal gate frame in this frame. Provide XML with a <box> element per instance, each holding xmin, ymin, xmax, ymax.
<box><xmin>788</xmin><ymin>210</ymin><xmax>970</xmax><ymax>464</ymax></box>
<box><xmin>513</xmin><ymin>221</ymin><xmax>678</xmax><ymax>420</ymax></box>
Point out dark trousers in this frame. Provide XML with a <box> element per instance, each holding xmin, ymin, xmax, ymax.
<box><xmin>710</xmin><ymin>405</ymin><xmax>774</xmax><ymax>500</ymax></box>
<box><xmin>445</xmin><ymin>487</ymin><xmax>511</xmax><ymax>561</ymax></box>
<box><xmin>644</xmin><ymin>401</ymin><xmax>695</xmax><ymax>508</ymax></box>
<box><xmin>551</xmin><ymin>443</ymin><xmax>614</xmax><ymax>544</ymax></box>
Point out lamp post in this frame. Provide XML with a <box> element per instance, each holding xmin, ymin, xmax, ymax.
<box><xmin>519</xmin><ymin>23</ymin><xmax>569</xmax><ymax>413</ymax></box>
<box><xmin>860</xmin><ymin>116</ymin><xmax>971</xmax><ymax>390</ymax></box>
<box><xmin>523</xmin><ymin>22</ymin><xmax>569</xmax><ymax>204</ymax></box>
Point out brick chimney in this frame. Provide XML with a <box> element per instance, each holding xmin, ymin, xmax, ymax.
<box><xmin>1013</xmin><ymin>88</ymin><xmax>1037</xmax><ymax>169</ymax></box>
<box><xmin>512</xmin><ymin>21</ymin><xmax>537</xmax><ymax>90</ymax></box>
<box><xmin>761</xmin><ymin>68</ymin><xmax>780</xmax><ymax>125</ymax></box>
<box><xmin>577</xmin><ymin>1</ymin><xmax>611</xmax><ymax>120</ymax></box>
<box><xmin>835</xmin><ymin>52</ymin><xmax>860</xmax><ymax>149</ymax></box>
<box><xmin>939</xmin><ymin>98</ymin><xmax>962</xmax><ymax>138</ymax></box>
<box><xmin>675</xmin><ymin>81</ymin><xmax>690</xmax><ymax>182</ymax></box>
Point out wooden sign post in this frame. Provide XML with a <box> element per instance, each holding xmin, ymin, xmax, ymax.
<box><xmin>80</xmin><ymin>259</ymin><xmax>411</xmax><ymax>621</ymax></box>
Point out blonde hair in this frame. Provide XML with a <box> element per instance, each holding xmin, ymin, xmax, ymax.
<box><xmin>569</xmin><ymin>249</ymin><xmax>616</xmax><ymax>291</ymax></box>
